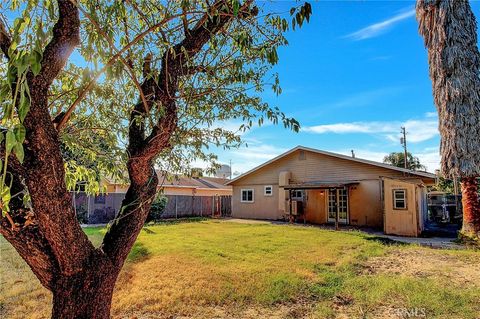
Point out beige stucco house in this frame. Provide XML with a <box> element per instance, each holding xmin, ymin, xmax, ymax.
<box><xmin>103</xmin><ymin>171</ymin><xmax>232</xmax><ymax>196</ymax></box>
<box><xmin>226</xmin><ymin>146</ymin><xmax>436</xmax><ymax>237</ymax></box>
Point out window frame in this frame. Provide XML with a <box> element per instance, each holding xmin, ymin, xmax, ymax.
<box><xmin>291</xmin><ymin>190</ymin><xmax>303</xmax><ymax>200</ymax></box>
<box><xmin>392</xmin><ymin>189</ymin><xmax>407</xmax><ymax>210</ymax></box>
<box><xmin>264</xmin><ymin>185</ymin><xmax>273</xmax><ymax>196</ymax></box>
<box><xmin>241</xmin><ymin>189</ymin><xmax>254</xmax><ymax>203</ymax></box>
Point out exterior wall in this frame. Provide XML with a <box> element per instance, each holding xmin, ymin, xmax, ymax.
<box><xmin>348</xmin><ymin>180</ymin><xmax>383</xmax><ymax>227</ymax></box>
<box><xmin>103</xmin><ymin>184</ymin><xmax>231</xmax><ymax>196</ymax></box>
<box><xmin>231</xmin><ymin>184</ymin><xmax>281</xmax><ymax>220</ymax></box>
<box><xmin>383</xmin><ymin>178</ymin><xmax>419</xmax><ymax>237</ymax></box>
<box><xmin>300</xmin><ymin>183</ymin><xmax>383</xmax><ymax>227</ymax></box>
<box><xmin>187</xmin><ymin>188</ymin><xmax>232</xmax><ymax>196</ymax></box>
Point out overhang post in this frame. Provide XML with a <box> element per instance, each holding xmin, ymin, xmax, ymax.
<box><xmin>289</xmin><ymin>189</ymin><xmax>293</xmax><ymax>223</ymax></box>
<box><xmin>335</xmin><ymin>188</ymin><xmax>339</xmax><ymax>231</ymax></box>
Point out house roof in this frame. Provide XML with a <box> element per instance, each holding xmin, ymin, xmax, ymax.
<box><xmin>226</xmin><ymin>145</ymin><xmax>437</xmax><ymax>185</ymax></box>
<box><xmin>156</xmin><ymin>171</ymin><xmax>231</xmax><ymax>190</ymax></box>
<box><xmin>104</xmin><ymin>171</ymin><xmax>231</xmax><ymax>190</ymax></box>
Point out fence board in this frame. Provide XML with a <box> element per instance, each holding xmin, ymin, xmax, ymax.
<box><xmin>72</xmin><ymin>192</ymin><xmax>231</xmax><ymax>224</ymax></box>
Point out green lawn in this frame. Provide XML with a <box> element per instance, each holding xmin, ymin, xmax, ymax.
<box><xmin>1</xmin><ymin>219</ymin><xmax>479</xmax><ymax>319</ymax></box>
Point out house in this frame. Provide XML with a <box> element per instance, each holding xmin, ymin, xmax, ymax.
<box><xmin>75</xmin><ymin>171</ymin><xmax>232</xmax><ymax>224</ymax></box>
<box><xmin>226</xmin><ymin>146</ymin><xmax>436</xmax><ymax>237</ymax></box>
<box><xmin>103</xmin><ymin>171</ymin><xmax>232</xmax><ymax>197</ymax></box>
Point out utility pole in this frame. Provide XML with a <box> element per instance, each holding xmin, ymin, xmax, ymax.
<box><xmin>400</xmin><ymin>127</ymin><xmax>408</xmax><ymax>169</ymax></box>
<box><xmin>229</xmin><ymin>159</ymin><xmax>232</xmax><ymax>180</ymax></box>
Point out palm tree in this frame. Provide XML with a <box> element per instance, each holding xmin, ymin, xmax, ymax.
<box><xmin>416</xmin><ymin>0</ymin><xmax>480</xmax><ymax>241</ymax></box>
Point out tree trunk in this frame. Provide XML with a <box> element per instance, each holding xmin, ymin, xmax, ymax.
<box><xmin>460</xmin><ymin>177</ymin><xmax>480</xmax><ymax>238</ymax></box>
<box><xmin>51</xmin><ymin>254</ymin><xmax>119</xmax><ymax>319</ymax></box>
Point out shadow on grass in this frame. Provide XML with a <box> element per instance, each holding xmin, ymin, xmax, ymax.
<box><xmin>127</xmin><ymin>242</ymin><xmax>151</xmax><ymax>263</ymax></box>
<box><xmin>364</xmin><ymin>236</ymin><xmax>409</xmax><ymax>246</ymax></box>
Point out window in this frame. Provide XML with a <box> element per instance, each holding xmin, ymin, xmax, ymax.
<box><xmin>393</xmin><ymin>189</ymin><xmax>407</xmax><ymax>210</ymax></box>
<box><xmin>264</xmin><ymin>185</ymin><xmax>273</xmax><ymax>196</ymax></box>
<box><xmin>241</xmin><ymin>189</ymin><xmax>254</xmax><ymax>203</ymax></box>
<box><xmin>291</xmin><ymin>190</ymin><xmax>303</xmax><ymax>200</ymax></box>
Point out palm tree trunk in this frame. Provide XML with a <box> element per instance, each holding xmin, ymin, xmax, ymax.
<box><xmin>416</xmin><ymin>0</ymin><xmax>480</xmax><ymax>241</ymax></box>
<box><xmin>460</xmin><ymin>177</ymin><xmax>480</xmax><ymax>238</ymax></box>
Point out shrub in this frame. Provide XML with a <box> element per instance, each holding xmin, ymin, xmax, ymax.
<box><xmin>146</xmin><ymin>195</ymin><xmax>168</xmax><ymax>222</ymax></box>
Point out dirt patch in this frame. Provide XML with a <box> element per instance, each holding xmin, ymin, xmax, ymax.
<box><xmin>364</xmin><ymin>248</ymin><xmax>480</xmax><ymax>287</ymax></box>
<box><xmin>117</xmin><ymin>303</ymin><xmax>313</xmax><ymax>319</ymax></box>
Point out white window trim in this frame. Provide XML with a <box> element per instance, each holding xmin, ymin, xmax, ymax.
<box><xmin>264</xmin><ymin>185</ymin><xmax>273</xmax><ymax>196</ymax></box>
<box><xmin>291</xmin><ymin>190</ymin><xmax>303</xmax><ymax>200</ymax></box>
<box><xmin>393</xmin><ymin>189</ymin><xmax>407</xmax><ymax>210</ymax></box>
<box><xmin>241</xmin><ymin>189</ymin><xmax>254</xmax><ymax>203</ymax></box>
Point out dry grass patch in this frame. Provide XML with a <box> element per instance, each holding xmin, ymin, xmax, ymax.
<box><xmin>364</xmin><ymin>247</ymin><xmax>480</xmax><ymax>287</ymax></box>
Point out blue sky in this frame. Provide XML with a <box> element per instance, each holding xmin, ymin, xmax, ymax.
<box><xmin>207</xmin><ymin>1</ymin><xmax>480</xmax><ymax>176</ymax></box>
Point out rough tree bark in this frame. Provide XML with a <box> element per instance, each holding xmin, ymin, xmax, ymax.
<box><xmin>416</xmin><ymin>0</ymin><xmax>480</xmax><ymax>240</ymax></box>
<box><xmin>0</xmin><ymin>1</ymin><xmax>254</xmax><ymax>318</ymax></box>
<box><xmin>461</xmin><ymin>177</ymin><xmax>480</xmax><ymax>235</ymax></box>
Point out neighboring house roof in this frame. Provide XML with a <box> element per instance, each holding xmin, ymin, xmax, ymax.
<box><xmin>157</xmin><ymin>172</ymin><xmax>231</xmax><ymax>190</ymax></box>
<box><xmin>103</xmin><ymin>171</ymin><xmax>231</xmax><ymax>191</ymax></box>
<box><xmin>226</xmin><ymin>145</ymin><xmax>437</xmax><ymax>185</ymax></box>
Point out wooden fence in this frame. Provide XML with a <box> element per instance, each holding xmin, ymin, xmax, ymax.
<box><xmin>72</xmin><ymin>192</ymin><xmax>231</xmax><ymax>224</ymax></box>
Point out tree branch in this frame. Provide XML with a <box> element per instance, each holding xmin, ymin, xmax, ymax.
<box><xmin>36</xmin><ymin>0</ymin><xmax>80</xmax><ymax>87</ymax></box>
<box><xmin>19</xmin><ymin>0</ymin><xmax>95</xmax><ymax>275</ymax></box>
<box><xmin>0</xmin><ymin>18</ymin><xmax>12</xmax><ymax>59</ymax></box>
<box><xmin>139</xmin><ymin>0</ymin><xmax>255</xmax><ymax>160</ymax></box>
<box><xmin>0</xmin><ymin>149</ymin><xmax>59</xmax><ymax>290</ymax></box>
<box><xmin>0</xmin><ymin>220</ymin><xmax>59</xmax><ymax>290</ymax></box>
<box><xmin>55</xmin><ymin>11</ymin><xmax>200</xmax><ymax>131</ymax></box>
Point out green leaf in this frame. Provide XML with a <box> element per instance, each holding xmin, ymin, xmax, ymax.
<box><xmin>17</xmin><ymin>53</ymin><xmax>30</xmax><ymax>75</ymax></box>
<box><xmin>7</xmin><ymin>65</ymin><xmax>17</xmax><ymax>85</ymax></box>
<box><xmin>30</xmin><ymin>50</ymin><xmax>43</xmax><ymax>75</ymax></box>
<box><xmin>14</xmin><ymin>124</ymin><xmax>26</xmax><ymax>144</ymax></box>
<box><xmin>1</xmin><ymin>186</ymin><xmax>11</xmax><ymax>213</ymax></box>
<box><xmin>13</xmin><ymin>143</ymin><xmax>25</xmax><ymax>163</ymax></box>
<box><xmin>5</xmin><ymin>131</ymin><xmax>16</xmax><ymax>155</ymax></box>
<box><xmin>18</xmin><ymin>91</ymin><xmax>30</xmax><ymax>122</ymax></box>
<box><xmin>233</xmin><ymin>0</ymin><xmax>239</xmax><ymax>17</ymax></box>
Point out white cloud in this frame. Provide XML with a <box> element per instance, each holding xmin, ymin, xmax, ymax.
<box><xmin>304</xmin><ymin>122</ymin><xmax>394</xmax><ymax>134</ymax></box>
<box><xmin>387</xmin><ymin>119</ymin><xmax>438</xmax><ymax>143</ymax></box>
<box><xmin>344</xmin><ymin>8</ymin><xmax>415</xmax><ymax>41</ymax></box>
<box><xmin>415</xmin><ymin>150</ymin><xmax>440</xmax><ymax>172</ymax></box>
<box><xmin>303</xmin><ymin>116</ymin><xmax>439</xmax><ymax>144</ymax></box>
<box><xmin>231</xmin><ymin>143</ymin><xmax>287</xmax><ymax>161</ymax></box>
<box><xmin>226</xmin><ymin>143</ymin><xmax>288</xmax><ymax>176</ymax></box>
